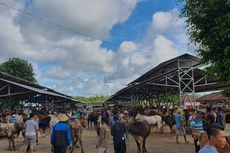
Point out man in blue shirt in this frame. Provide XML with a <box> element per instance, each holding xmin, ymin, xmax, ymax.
<box><xmin>191</xmin><ymin>111</ymin><xmax>204</xmax><ymax>153</ymax></box>
<box><xmin>111</xmin><ymin>115</ymin><xmax>126</xmax><ymax>153</ymax></box>
<box><xmin>175</xmin><ymin>108</ymin><xmax>188</xmax><ymax>143</ymax></box>
<box><xmin>216</xmin><ymin>107</ymin><xmax>225</xmax><ymax>130</ymax></box>
<box><xmin>198</xmin><ymin>128</ymin><xmax>226</xmax><ymax>153</ymax></box>
<box><xmin>51</xmin><ymin>114</ymin><xmax>72</xmax><ymax>153</ymax></box>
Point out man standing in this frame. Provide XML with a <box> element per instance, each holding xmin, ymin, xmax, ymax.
<box><xmin>198</xmin><ymin>128</ymin><xmax>226</xmax><ymax>153</ymax></box>
<box><xmin>191</xmin><ymin>111</ymin><xmax>205</xmax><ymax>153</ymax></box>
<box><xmin>50</xmin><ymin>114</ymin><xmax>72</xmax><ymax>153</ymax></box>
<box><xmin>216</xmin><ymin>107</ymin><xmax>225</xmax><ymax>130</ymax></box>
<box><xmin>23</xmin><ymin>113</ymin><xmax>39</xmax><ymax>153</ymax></box>
<box><xmin>123</xmin><ymin>110</ymin><xmax>131</xmax><ymax>145</ymax></box>
<box><xmin>111</xmin><ymin>115</ymin><xmax>126</xmax><ymax>153</ymax></box>
<box><xmin>175</xmin><ymin>108</ymin><xmax>188</xmax><ymax>144</ymax></box>
<box><xmin>97</xmin><ymin>116</ymin><xmax>110</xmax><ymax>153</ymax></box>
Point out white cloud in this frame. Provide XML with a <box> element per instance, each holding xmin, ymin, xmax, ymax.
<box><xmin>17</xmin><ymin>0</ymin><xmax>142</xmax><ymax>40</ymax></box>
<box><xmin>0</xmin><ymin>1</ymin><xmax>195</xmax><ymax>96</ymax></box>
<box><xmin>153</xmin><ymin>35</ymin><xmax>178</xmax><ymax>61</ymax></box>
<box><xmin>152</xmin><ymin>8</ymin><xmax>184</xmax><ymax>34</ymax></box>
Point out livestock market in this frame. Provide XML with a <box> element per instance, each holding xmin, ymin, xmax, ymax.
<box><xmin>1</xmin><ymin>54</ymin><xmax>230</xmax><ymax>153</ymax></box>
<box><xmin>0</xmin><ymin>1</ymin><xmax>230</xmax><ymax>153</ymax></box>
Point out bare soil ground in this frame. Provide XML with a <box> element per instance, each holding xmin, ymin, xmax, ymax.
<box><xmin>0</xmin><ymin>128</ymin><xmax>195</xmax><ymax>153</ymax></box>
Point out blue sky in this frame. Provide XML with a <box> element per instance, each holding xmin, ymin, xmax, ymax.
<box><xmin>102</xmin><ymin>0</ymin><xmax>181</xmax><ymax>50</ymax></box>
<box><xmin>0</xmin><ymin>0</ymin><xmax>195</xmax><ymax>96</ymax></box>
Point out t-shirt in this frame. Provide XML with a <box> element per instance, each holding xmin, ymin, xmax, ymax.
<box><xmin>207</xmin><ymin>113</ymin><xmax>215</xmax><ymax>125</ymax></box>
<box><xmin>216</xmin><ymin>112</ymin><xmax>225</xmax><ymax>127</ymax></box>
<box><xmin>9</xmin><ymin>117</ymin><xmax>18</xmax><ymax>123</ymax></box>
<box><xmin>189</xmin><ymin>115</ymin><xmax>195</xmax><ymax>122</ymax></box>
<box><xmin>111</xmin><ymin>123</ymin><xmax>126</xmax><ymax>143</ymax></box>
<box><xmin>25</xmin><ymin>119</ymin><xmax>38</xmax><ymax>136</ymax></box>
<box><xmin>109</xmin><ymin>115</ymin><xmax>116</xmax><ymax>126</ymax></box>
<box><xmin>76</xmin><ymin>112</ymin><xmax>81</xmax><ymax>119</ymax></box>
<box><xmin>190</xmin><ymin>119</ymin><xmax>203</xmax><ymax>133</ymax></box>
<box><xmin>175</xmin><ymin>114</ymin><xmax>183</xmax><ymax>129</ymax></box>
<box><xmin>198</xmin><ymin>145</ymin><xmax>218</xmax><ymax>153</ymax></box>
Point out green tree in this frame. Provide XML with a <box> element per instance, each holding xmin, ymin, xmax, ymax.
<box><xmin>0</xmin><ymin>58</ymin><xmax>37</xmax><ymax>82</ymax></box>
<box><xmin>179</xmin><ymin>0</ymin><xmax>230</xmax><ymax>81</ymax></box>
<box><xmin>75</xmin><ymin>95</ymin><xmax>110</xmax><ymax>103</ymax></box>
<box><xmin>222</xmin><ymin>89</ymin><xmax>230</xmax><ymax>98</ymax></box>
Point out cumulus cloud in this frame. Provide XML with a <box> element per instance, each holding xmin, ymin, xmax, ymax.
<box><xmin>0</xmin><ymin>1</ymin><xmax>195</xmax><ymax>96</ymax></box>
<box><xmin>104</xmin><ymin>8</ymin><xmax>195</xmax><ymax>89</ymax></box>
<box><xmin>152</xmin><ymin>8</ymin><xmax>184</xmax><ymax>34</ymax></box>
<box><xmin>16</xmin><ymin>0</ymin><xmax>142</xmax><ymax>40</ymax></box>
<box><xmin>153</xmin><ymin>35</ymin><xmax>178</xmax><ymax>61</ymax></box>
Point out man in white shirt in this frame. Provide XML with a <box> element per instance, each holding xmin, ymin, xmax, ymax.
<box><xmin>23</xmin><ymin>113</ymin><xmax>39</xmax><ymax>153</ymax></box>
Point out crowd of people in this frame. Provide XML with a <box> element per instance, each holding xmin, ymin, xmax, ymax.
<box><xmin>0</xmin><ymin>107</ymin><xmax>131</xmax><ymax>153</ymax></box>
<box><xmin>0</xmin><ymin>105</ymin><xmax>229</xmax><ymax>153</ymax></box>
<box><xmin>175</xmin><ymin>106</ymin><xmax>227</xmax><ymax>153</ymax></box>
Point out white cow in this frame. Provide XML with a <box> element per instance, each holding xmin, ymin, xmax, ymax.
<box><xmin>135</xmin><ymin>113</ymin><xmax>163</xmax><ymax>132</ymax></box>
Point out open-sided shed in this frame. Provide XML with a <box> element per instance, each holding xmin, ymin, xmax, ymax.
<box><xmin>106</xmin><ymin>53</ymin><xmax>230</xmax><ymax>107</ymax></box>
<box><xmin>0</xmin><ymin>71</ymin><xmax>81</xmax><ymax>109</ymax></box>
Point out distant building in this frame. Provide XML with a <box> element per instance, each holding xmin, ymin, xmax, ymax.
<box><xmin>196</xmin><ymin>92</ymin><xmax>229</xmax><ymax>107</ymax></box>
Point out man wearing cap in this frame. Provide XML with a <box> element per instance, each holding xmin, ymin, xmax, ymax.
<box><xmin>50</xmin><ymin>114</ymin><xmax>72</xmax><ymax>153</ymax></box>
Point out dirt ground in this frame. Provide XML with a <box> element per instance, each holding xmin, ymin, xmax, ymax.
<box><xmin>0</xmin><ymin>128</ymin><xmax>195</xmax><ymax>153</ymax></box>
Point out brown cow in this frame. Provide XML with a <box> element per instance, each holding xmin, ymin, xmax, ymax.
<box><xmin>68</xmin><ymin>118</ymin><xmax>84</xmax><ymax>153</ymax></box>
<box><xmin>129</xmin><ymin>120</ymin><xmax>151</xmax><ymax>153</ymax></box>
<box><xmin>0</xmin><ymin>123</ymin><xmax>24</xmax><ymax>151</ymax></box>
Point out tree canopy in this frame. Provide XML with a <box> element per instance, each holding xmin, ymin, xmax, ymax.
<box><xmin>0</xmin><ymin>58</ymin><xmax>37</xmax><ymax>82</ymax></box>
<box><xmin>75</xmin><ymin>95</ymin><xmax>110</xmax><ymax>103</ymax></box>
<box><xmin>179</xmin><ymin>0</ymin><xmax>230</xmax><ymax>81</ymax></box>
<box><xmin>222</xmin><ymin>89</ymin><xmax>230</xmax><ymax>98</ymax></box>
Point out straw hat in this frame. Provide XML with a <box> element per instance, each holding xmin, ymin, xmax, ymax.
<box><xmin>176</xmin><ymin>108</ymin><xmax>183</xmax><ymax>114</ymax></box>
<box><xmin>57</xmin><ymin>114</ymin><xmax>69</xmax><ymax>122</ymax></box>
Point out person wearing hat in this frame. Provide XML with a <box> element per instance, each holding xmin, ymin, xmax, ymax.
<box><xmin>175</xmin><ymin>108</ymin><xmax>188</xmax><ymax>144</ymax></box>
<box><xmin>50</xmin><ymin>114</ymin><xmax>72</xmax><ymax>153</ymax></box>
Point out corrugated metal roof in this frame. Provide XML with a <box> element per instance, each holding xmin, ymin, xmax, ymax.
<box><xmin>196</xmin><ymin>92</ymin><xmax>229</xmax><ymax>102</ymax></box>
<box><xmin>106</xmin><ymin>53</ymin><xmax>230</xmax><ymax>103</ymax></box>
<box><xmin>129</xmin><ymin>53</ymin><xmax>201</xmax><ymax>85</ymax></box>
<box><xmin>0</xmin><ymin>71</ymin><xmax>81</xmax><ymax>104</ymax></box>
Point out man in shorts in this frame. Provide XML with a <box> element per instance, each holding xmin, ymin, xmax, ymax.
<box><xmin>175</xmin><ymin>108</ymin><xmax>188</xmax><ymax>144</ymax></box>
<box><xmin>23</xmin><ymin>113</ymin><xmax>39</xmax><ymax>153</ymax></box>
